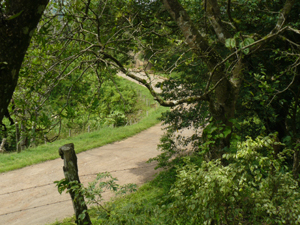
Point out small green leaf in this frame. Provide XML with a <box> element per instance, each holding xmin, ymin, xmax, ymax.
<box><xmin>244</xmin><ymin>38</ymin><xmax>255</xmax><ymax>46</ymax></box>
<box><xmin>242</xmin><ymin>48</ymin><xmax>250</xmax><ymax>54</ymax></box>
<box><xmin>223</xmin><ymin>126</ymin><xmax>232</xmax><ymax>137</ymax></box>
<box><xmin>225</xmin><ymin>38</ymin><xmax>232</xmax><ymax>48</ymax></box>
<box><xmin>240</xmin><ymin>38</ymin><xmax>254</xmax><ymax>54</ymax></box>
<box><xmin>234</xmin><ymin>32</ymin><xmax>241</xmax><ymax>39</ymax></box>
<box><xmin>230</xmin><ymin>38</ymin><xmax>236</xmax><ymax>48</ymax></box>
<box><xmin>6</xmin><ymin>10</ymin><xmax>23</xmax><ymax>20</ymax></box>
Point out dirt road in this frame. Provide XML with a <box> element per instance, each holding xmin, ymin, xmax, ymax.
<box><xmin>0</xmin><ymin>71</ymin><xmax>196</xmax><ymax>225</ymax></box>
<box><xmin>0</xmin><ymin>123</ymin><xmax>164</xmax><ymax>225</ymax></box>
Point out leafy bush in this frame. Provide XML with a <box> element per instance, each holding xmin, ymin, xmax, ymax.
<box><xmin>167</xmin><ymin>135</ymin><xmax>300</xmax><ymax>224</ymax></box>
<box><xmin>104</xmin><ymin>111</ymin><xmax>127</xmax><ymax>127</ymax></box>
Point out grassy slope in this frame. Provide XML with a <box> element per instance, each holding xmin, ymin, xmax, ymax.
<box><xmin>0</xmin><ymin>77</ymin><xmax>168</xmax><ymax>173</ymax></box>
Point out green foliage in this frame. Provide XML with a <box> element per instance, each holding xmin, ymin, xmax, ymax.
<box><xmin>167</xmin><ymin>135</ymin><xmax>300</xmax><ymax>224</ymax></box>
<box><xmin>104</xmin><ymin>111</ymin><xmax>127</xmax><ymax>127</ymax></box>
<box><xmin>51</xmin><ymin>133</ymin><xmax>300</xmax><ymax>225</ymax></box>
<box><xmin>5</xmin><ymin>0</ymin><xmax>300</xmax><ymax>224</ymax></box>
<box><xmin>3</xmin><ymin>0</ymin><xmax>145</xmax><ymax>150</ymax></box>
<box><xmin>55</xmin><ymin>172</ymin><xmax>137</xmax><ymax>224</ymax></box>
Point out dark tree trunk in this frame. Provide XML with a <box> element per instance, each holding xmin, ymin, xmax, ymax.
<box><xmin>0</xmin><ymin>0</ymin><xmax>49</xmax><ymax>123</ymax></box>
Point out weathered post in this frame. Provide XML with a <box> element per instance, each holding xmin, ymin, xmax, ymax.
<box><xmin>59</xmin><ymin>143</ymin><xmax>92</xmax><ymax>225</ymax></box>
<box><xmin>0</xmin><ymin>138</ymin><xmax>6</xmax><ymax>153</ymax></box>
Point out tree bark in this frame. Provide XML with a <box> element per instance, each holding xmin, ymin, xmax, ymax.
<box><xmin>59</xmin><ymin>143</ymin><xmax>92</xmax><ymax>225</ymax></box>
<box><xmin>0</xmin><ymin>0</ymin><xmax>49</xmax><ymax>123</ymax></box>
<box><xmin>161</xmin><ymin>0</ymin><xmax>243</xmax><ymax>155</ymax></box>
<box><xmin>293</xmin><ymin>144</ymin><xmax>300</xmax><ymax>180</ymax></box>
<box><xmin>15</xmin><ymin>122</ymin><xmax>21</xmax><ymax>153</ymax></box>
<box><xmin>30</xmin><ymin>121</ymin><xmax>36</xmax><ymax>148</ymax></box>
<box><xmin>20</xmin><ymin>121</ymin><xmax>26</xmax><ymax>150</ymax></box>
<box><xmin>0</xmin><ymin>138</ymin><xmax>6</xmax><ymax>153</ymax></box>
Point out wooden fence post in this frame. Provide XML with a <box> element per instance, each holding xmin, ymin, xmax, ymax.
<box><xmin>58</xmin><ymin>143</ymin><xmax>92</xmax><ymax>225</ymax></box>
<box><xmin>0</xmin><ymin>138</ymin><xmax>6</xmax><ymax>153</ymax></box>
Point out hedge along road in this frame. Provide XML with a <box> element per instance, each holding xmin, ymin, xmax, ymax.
<box><xmin>0</xmin><ymin>70</ymin><xmax>195</xmax><ymax>225</ymax></box>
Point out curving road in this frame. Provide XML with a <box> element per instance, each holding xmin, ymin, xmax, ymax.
<box><xmin>0</xmin><ymin>70</ymin><xmax>196</xmax><ymax>225</ymax></box>
<box><xmin>0</xmin><ymin>70</ymin><xmax>166</xmax><ymax>225</ymax></box>
<box><xmin>0</xmin><ymin>123</ymin><xmax>164</xmax><ymax>225</ymax></box>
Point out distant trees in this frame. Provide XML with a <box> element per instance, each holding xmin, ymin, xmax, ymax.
<box><xmin>1</xmin><ymin>0</ymin><xmax>141</xmax><ymax>149</ymax></box>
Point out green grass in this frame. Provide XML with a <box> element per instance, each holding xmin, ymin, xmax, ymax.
<box><xmin>0</xmin><ymin>77</ymin><xmax>169</xmax><ymax>173</ymax></box>
<box><xmin>49</xmin><ymin>169</ymin><xmax>176</xmax><ymax>225</ymax></box>
<box><xmin>0</xmin><ymin>107</ymin><xmax>167</xmax><ymax>173</ymax></box>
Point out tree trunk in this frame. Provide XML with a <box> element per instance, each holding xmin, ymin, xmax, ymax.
<box><xmin>15</xmin><ymin>122</ymin><xmax>21</xmax><ymax>153</ymax></box>
<box><xmin>0</xmin><ymin>0</ymin><xmax>49</xmax><ymax>123</ymax></box>
<box><xmin>161</xmin><ymin>0</ymin><xmax>243</xmax><ymax>157</ymax></box>
<box><xmin>58</xmin><ymin>143</ymin><xmax>92</xmax><ymax>225</ymax></box>
<box><xmin>293</xmin><ymin>140</ymin><xmax>300</xmax><ymax>180</ymax></box>
<box><xmin>30</xmin><ymin>121</ymin><xmax>36</xmax><ymax>148</ymax></box>
<box><xmin>20</xmin><ymin>121</ymin><xmax>27</xmax><ymax>150</ymax></box>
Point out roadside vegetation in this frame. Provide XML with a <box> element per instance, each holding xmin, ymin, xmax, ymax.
<box><xmin>0</xmin><ymin>78</ymin><xmax>168</xmax><ymax>173</ymax></box>
<box><xmin>2</xmin><ymin>0</ymin><xmax>300</xmax><ymax>224</ymax></box>
<box><xmin>51</xmin><ymin>134</ymin><xmax>300</xmax><ymax>225</ymax></box>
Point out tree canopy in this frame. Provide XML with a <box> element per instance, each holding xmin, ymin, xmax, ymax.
<box><xmin>1</xmin><ymin>0</ymin><xmax>300</xmax><ymax>223</ymax></box>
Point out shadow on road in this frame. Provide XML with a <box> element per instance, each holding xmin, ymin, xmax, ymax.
<box><xmin>127</xmin><ymin>161</ymin><xmax>162</xmax><ymax>184</ymax></box>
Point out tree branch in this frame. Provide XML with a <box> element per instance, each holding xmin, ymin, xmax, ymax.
<box><xmin>161</xmin><ymin>0</ymin><xmax>222</xmax><ymax>68</ymax></box>
<box><xmin>206</xmin><ymin>0</ymin><xmax>231</xmax><ymax>43</ymax></box>
<box><xmin>271</xmin><ymin>0</ymin><xmax>296</xmax><ymax>34</ymax></box>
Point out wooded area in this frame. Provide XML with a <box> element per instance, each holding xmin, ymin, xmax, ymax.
<box><xmin>1</xmin><ymin>0</ymin><xmax>300</xmax><ymax>224</ymax></box>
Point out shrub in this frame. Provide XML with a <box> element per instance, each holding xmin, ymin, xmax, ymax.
<box><xmin>167</xmin><ymin>135</ymin><xmax>300</xmax><ymax>224</ymax></box>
